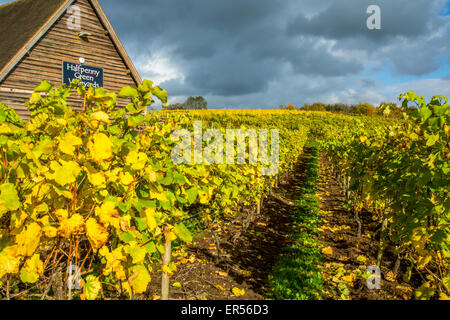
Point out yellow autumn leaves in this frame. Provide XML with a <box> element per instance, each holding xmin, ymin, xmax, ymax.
<box><xmin>46</xmin><ymin>160</ymin><xmax>81</xmax><ymax>187</ymax></box>
<box><xmin>411</xmin><ymin>227</ymin><xmax>434</xmax><ymax>270</ymax></box>
<box><xmin>54</xmin><ymin>131</ymin><xmax>113</xmax><ymax>187</ymax></box>
<box><xmin>145</xmin><ymin>208</ymin><xmax>159</xmax><ymax>232</ymax></box>
<box><xmin>81</xmin><ymin>275</ymin><xmax>102</xmax><ymax>300</ymax></box>
<box><xmin>232</xmin><ymin>287</ymin><xmax>246</xmax><ymax>297</ymax></box>
<box><xmin>95</xmin><ymin>201</ymin><xmax>120</xmax><ymax>230</ymax></box>
<box><xmin>58</xmin><ymin>211</ymin><xmax>84</xmax><ymax>237</ymax></box>
<box><xmin>0</xmin><ymin>223</ymin><xmax>43</xmax><ymax>282</ymax></box>
<box><xmin>125</xmin><ymin>264</ymin><xmax>152</xmax><ymax>295</ymax></box>
<box><xmin>126</xmin><ymin>150</ymin><xmax>148</xmax><ymax>171</ymax></box>
<box><xmin>51</xmin><ymin>208</ymin><xmax>112</xmax><ymax>251</ymax></box>
<box><xmin>35</xmin><ymin>127</ymin><xmax>118</xmax><ymax>196</ymax></box>
<box><xmin>20</xmin><ymin>254</ymin><xmax>44</xmax><ymax>284</ymax></box>
<box><xmin>1</xmin><ymin>80</ymin><xmax>197</xmax><ymax>301</ymax></box>
<box><xmin>321</xmin><ymin>246</ymin><xmax>333</xmax><ymax>256</ymax></box>
<box><xmin>0</xmin><ymin>247</ymin><xmax>21</xmax><ymax>279</ymax></box>
<box><xmin>87</xmin><ymin>133</ymin><xmax>113</xmax><ymax>163</ymax></box>
<box><xmin>85</xmin><ymin>218</ymin><xmax>108</xmax><ymax>251</ymax></box>
<box><xmin>59</xmin><ymin>132</ymin><xmax>82</xmax><ymax>156</ymax></box>
<box><xmin>0</xmin><ymin>183</ymin><xmax>21</xmax><ymax>219</ymax></box>
<box><xmin>16</xmin><ymin>222</ymin><xmax>41</xmax><ymax>257</ymax></box>
<box><xmin>98</xmin><ymin>245</ymin><xmax>151</xmax><ymax>297</ymax></box>
<box><xmin>99</xmin><ymin>246</ymin><xmax>127</xmax><ymax>281</ymax></box>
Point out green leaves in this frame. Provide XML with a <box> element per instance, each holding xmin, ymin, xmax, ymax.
<box><xmin>418</xmin><ymin>106</ymin><xmax>432</xmax><ymax>121</ymax></box>
<box><xmin>128</xmin><ymin>264</ymin><xmax>151</xmax><ymax>294</ymax></box>
<box><xmin>174</xmin><ymin>223</ymin><xmax>193</xmax><ymax>243</ymax></box>
<box><xmin>34</xmin><ymin>80</ymin><xmax>53</xmax><ymax>93</ymax></box>
<box><xmin>82</xmin><ymin>275</ymin><xmax>102</xmax><ymax>300</ymax></box>
<box><xmin>48</xmin><ymin>160</ymin><xmax>81</xmax><ymax>186</ymax></box>
<box><xmin>127</xmin><ymin>114</ymin><xmax>145</xmax><ymax>127</ymax></box>
<box><xmin>118</xmin><ymin>86</ymin><xmax>139</xmax><ymax>98</ymax></box>
<box><xmin>19</xmin><ymin>254</ymin><xmax>43</xmax><ymax>284</ymax></box>
<box><xmin>0</xmin><ymin>103</ymin><xmax>24</xmax><ymax>127</ymax></box>
<box><xmin>426</xmin><ymin>133</ymin><xmax>439</xmax><ymax>147</ymax></box>
<box><xmin>322</xmin><ymin>91</ymin><xmax>450</xmax><ymax>299</ymax></box>
<box><xmin>186</xmin><ymin>187</ymin><xmax>198</xmax><ymax>205</ymax></box>
<box><xmin>415</xmin><ymin>283</ymin><xmax>435</xmax><ymax>300</ymax></box>
<box><xmin>125</xmin><ymin>245</ymin><xmax>146</xmax><ymax>264</ymax></box>
<box><xmin>126</xmin><ymin>151</ymin><xmax>148</xmax><ymax>171</ymax></box>
<box><xmin>151</xmin><ymin>86</ymin><xmax>168</xmax><ymax>104</ymax></box>
<box><xmin>0</xmin><ymin>183</ymin><xmax>20</xmax><ymax>217</ymax></box>
<box><xmin>119</xmin><ymin>231</ymin><xmax>138</xmax><ymax>243</ymax></box>
<box><xmin>173</xmin><ymin>173</ymin><xmax>186</xmax><ymax>185</ymax></box>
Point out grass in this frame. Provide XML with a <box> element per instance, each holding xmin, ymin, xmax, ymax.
<box><xmin>268</xmin><ymin>143</ymin><xmax>324</xmax><ymax>300</ymax></box>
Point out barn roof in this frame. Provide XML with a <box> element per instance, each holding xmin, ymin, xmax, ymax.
<box><xmin>0</xmin><ymin>0</ymin><xmax>142</xmax><ymax>85</ymax></box>
<box><xmin>0</xmin><ymin>0</ymin><xmax>66</xmax><ymax>75</ymax></box>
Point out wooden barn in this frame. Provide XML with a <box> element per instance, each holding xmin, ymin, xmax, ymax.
<box><xmin>0</xmin><ymin>0</ymin><xmax>142</xmax><ymax>119</ymax></box>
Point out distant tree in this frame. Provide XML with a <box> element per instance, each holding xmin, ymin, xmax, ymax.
<box><xmin>185</xmin><ymin>96</ymin><xmax>208</xmax><ymax>110</ymax></box>
<box><xmin>280</xmin><ymin>104</ymin><xmax>297</xmax><ymax>110</ymax></box>
<box><xmin>350</xmin><ymin>102</ymin><xmax>376</xmax><ymax>116</ymax></box>
<box><xmin>326</xmin><ymin>103</ymin><xmax>351</xmax><ymax>113</ymax></box>
<box><xmin>302</xmin><ymin>102</ymin><xmax>326</xmax><ymax>111</ymax></box>
<box><xmin>164</xmin><ymin>103</ymin><xmax>186</xmax><ymax>110</ymax></box>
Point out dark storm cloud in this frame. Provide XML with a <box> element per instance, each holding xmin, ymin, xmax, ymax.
<box><xmin>285</xmin><ymin>0</ymin><xmax>450</xmax><ymax>77</ymax></box>
<box><xmin>174</xmin><ymin>44</ymin><xmax>216</xmax><ymax>60</ymax></box>
<box><xmin>158</xmin><ymin>78</ymin><xmax>192</xmax><ymax>97</ymax></box>
<box><xmin>286</xmin><ymin>0</ymin><xmax>433</xmax><ymax>41</ymax></box>
<box><xmin>287</xmin><ymin>41</ymin><xmax>364</xmax><ymax>76</ymax></box>
<box><xmin>100</xmin><ymin>0</ymin><xmax>300</xmax><ymax>95</ymax></box>
<box><xmin>96</xmin><ymin>0</ymin><xmax>449</xmax><ymax>105</ymax></box>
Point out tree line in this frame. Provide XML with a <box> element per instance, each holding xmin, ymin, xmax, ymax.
<box><xmin>164</xmin><ymin>96</ymin><xmax>208</xmax><ymax>110</ymax></box>
<box><xmin>280</xmin><ymin>102</ymin><xmax>404</xmax><ymax>118</ymax></box>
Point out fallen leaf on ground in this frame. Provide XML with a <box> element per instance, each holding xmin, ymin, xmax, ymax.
<box><xmin>256</xmin><ymin>222</ymin><xmax>267</xmax><ymax>227</ymax></box>
<box><xmin>232</xmin><ymin>287</ymin><xmax>245</xmax><ymax>297</ymax></box>
<box><xmin>385</xmin><ymin>271</ymin><xmax>396</xmax><ymax>282</ymax></box>
<box><xmin>342</xmin><ymin>274</ymin><xmax>356</xmax><ymax>284</ymax></box>
<box><xmin>356</xmin><ymin>255</ymin><xmax>368</xmax><ymax>263</ymax></box>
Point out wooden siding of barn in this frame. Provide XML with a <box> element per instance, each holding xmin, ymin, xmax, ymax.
<box><xmin>0</xmin><ymin>0</ymin><xmax>137</xmax><ymax>119</ymax></box>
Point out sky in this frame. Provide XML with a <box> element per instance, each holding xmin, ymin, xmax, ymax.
<box><xmin>2</xmin><ymin>0</ymin><xmax>450</xmax><ymax>109</ymax></box>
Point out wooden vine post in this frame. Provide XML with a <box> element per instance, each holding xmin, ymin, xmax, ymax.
<box><xmin>161</xmin><ymin>232</ymin><xmax>172</xmax><ymax>301</ymax></box>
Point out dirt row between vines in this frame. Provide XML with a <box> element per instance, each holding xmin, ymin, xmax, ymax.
<box><xmin>317</xmin><ymin>157</ymin><xmax>415</xmax><ymax>300</ymax></box>
<box><xmin>145</xmin><ymin>149</ymin><xmax>312</xmax><ymax>300</ymax></box>
<box><xmin>145</xmin><ymin>150</ymin><xmax>414</xmax><ymax>300</ymax></box>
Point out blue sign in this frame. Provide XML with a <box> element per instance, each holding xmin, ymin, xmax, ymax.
<box><xmin>62</xmin><ymin>61</ymin><xmax>103</xmax><ymax>88</ymax></box>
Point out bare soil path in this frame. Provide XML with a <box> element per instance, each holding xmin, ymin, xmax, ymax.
<box><xmin>317</xmin><ymin>156</ymin><xmax>414</xmax><ymax>300</ymax></box>
<box><xmin>147</xmin><ymin>149</ymin><xmax>312</xmax><ymax>300</ymax></box>
<box><xmin>146</xmin><ymin>150</ymin><xmax>414</xmax><ymax>300</ymax></box>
